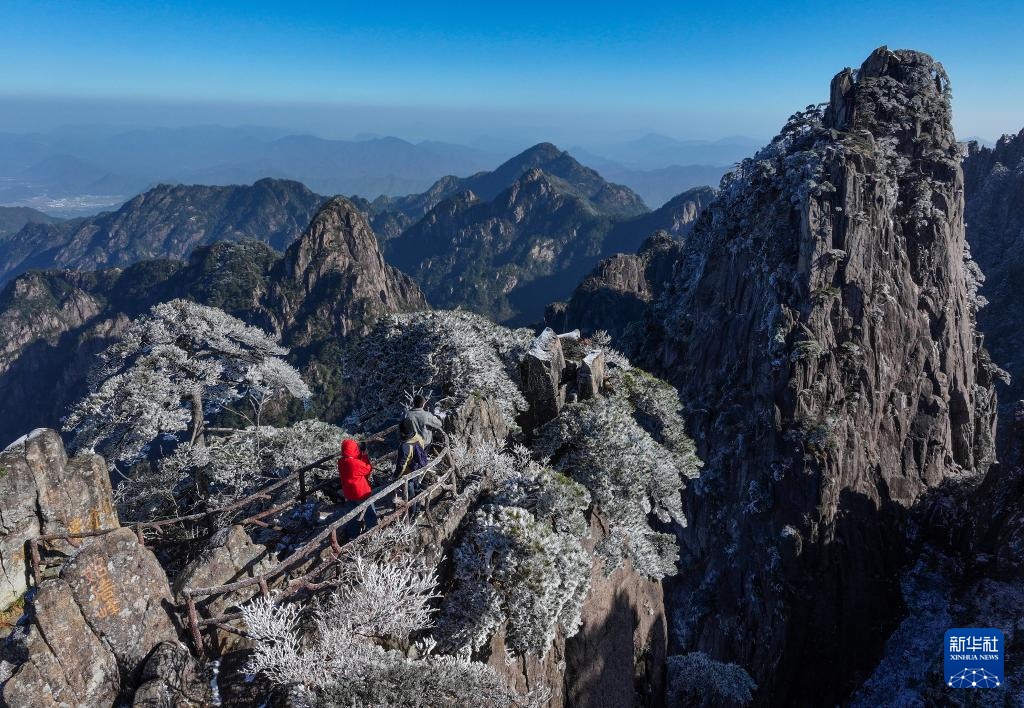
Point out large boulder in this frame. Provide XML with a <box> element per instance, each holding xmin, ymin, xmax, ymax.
<box><xmin>2</xmin><ymin>578</ymin><xmax>120</xmax><ymax>707</ymax></box>
<box><xmin>62</xmin><ymin>527</ymin><xmax>178</xmax><ymax>676</ymax></box>
<box><xmin>577</xmin><ymin>351</ymin><xmax>606</xmax><ymax>401</ymax></box>
<box><xmin>519</xmin><ymin>328</ymin><xmax>567</xmax><ymax>430</ymax></box>
<box><xmin>131</xmin><ymin>641</ymin><xmax>213</xmax><ymax>708</ymax></box>
<box><xmin>4</xmin><ymin>528</ymin><xmax>179</xmax><ymax>705</ymax></box>
<box><xmin>445</xmin><ymin>395</ymin><xmax>510</xmax><ymax>450</ymax></box>
<box><xmin>0</xmin><ymin>429</ymin><xmax>119</xmax><ymax>609</ymax></box>
<box><xmin>172</xmin><ymin>525</ymin><xmax>273</xmax><ymax>653</ymax></box>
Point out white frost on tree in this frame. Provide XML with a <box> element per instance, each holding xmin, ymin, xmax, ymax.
<box><xmin>127</xmin><ymin>419</ymin><xmax>347</xmax><ymax>521</ymax></box>
<box><xmin>242</xmin><ymin>530</ymin><xmax>543</xmax><ymax>707</ymax></box>
<box><xmin>64</xmin><ymin>299</ymin><xmax>311</xmax><ymax>467</ymax></box>
<box><xmin>666</xmin><ymin>652</ymin><xmax>757</xmax><ymax>707</ymax></box>
<box><xmin>437</xmin><ymin>446</ymin><xmax>591</xmax><ymax>658</ymax></box>
<box><xmin>533</xmin><ymin>367</ymin><xmax>702</xmax><ymax>579</ymax></box>
<box><xmin>341</xmin><ymin>310</ymin><xmax>533</xmax><ymax>431</ymax></box>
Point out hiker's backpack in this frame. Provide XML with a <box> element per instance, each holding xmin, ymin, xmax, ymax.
<box><xmin>410</xmin><ymin>441</ymin><xmax>429</xmax><ymax>471</ymax></box>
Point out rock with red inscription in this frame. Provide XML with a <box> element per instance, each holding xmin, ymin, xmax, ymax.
<box><xmin>62</xmin><ymin>527</ymin><xmax>178</xmax><ymax>676</ymax></box>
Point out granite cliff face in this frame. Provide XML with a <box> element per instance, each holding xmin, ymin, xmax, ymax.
<box><xmin>546</xmin><ymin>231</ymin><xmax>683</xmax><ymax>340</ymax></box>
<box><xmin>0</xmin><ymin>178</ymin><xmax>325</xmax><ymax>285</ymax></box>
<box><xmin>642</xmin><ymin>47</ymin><xmax>998</xmax><ymax>703</ymax></box>
<box><xmin>963</xmin><ymin>131</ymin><xmax>1024</xmax><ymax>409</ymax></box>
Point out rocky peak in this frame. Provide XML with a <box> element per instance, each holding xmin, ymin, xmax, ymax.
<box><xmin>643</xmin><ymin>47</ymin><xmax>996</xmax><ymax>704</ymax></box>
<box><xmin>270</xmin><ymin>197</ymin><xmax>427</xmax><ymax>343</ymax></box>
<box><xmin>369</xmin><ymin>142</ymin><xmax>648</xmax><ymax>242</ymax></box>
<box><xmin>546</xmin><ymin>229</ymin><xmax>684</xmax><ymax>339</ymax></box>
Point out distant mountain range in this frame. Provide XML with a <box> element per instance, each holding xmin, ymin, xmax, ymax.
<box><xmin>0</xmin><ymin>206</ymin><xmax>61</xmax><ymax>238</ymax></box>
<box><xmin>0</xmin><ymin>127</ymin><xmax>494</xmax><ymax>215</ymax></box>
<box><xmin>383</xmin><ymin>145</ymin><xmax>712</xmax><ymax>323</ymax></box>
<box><xmin>0</xmin><ymin>179</ymin><xmax>325</xmax><ymax>285</ymax></box>
<box><xmin>0</xmin><ymin>140</ymin><xmax>719</xmax><ymax>328</ymax></box>
<box><xmin>0</xmin><ymin>125</ymin><xmax>750</xmax><ymax>216</ymax></box>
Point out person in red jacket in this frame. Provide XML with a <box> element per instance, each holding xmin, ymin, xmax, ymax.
<box><xmin>336</xmin><ymin>438</ymin><xmax>377</xmax><ymax>537</ymax></box>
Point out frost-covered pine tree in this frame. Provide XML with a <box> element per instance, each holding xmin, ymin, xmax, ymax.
<box><xmin>534</xmin><ymin>364</ymin><xmax>702</xmax><ymax>579</ymax></box>
<box><xmin>341</xmin><ymin>310</ymin><xmax>532</xmax><ymax>431</ymax></box>
<box><xmin>666</xmin><ymin>652</ymin><xmax>756</xmax><ymax>707</ymax></box>
<box><xmin>242</xmin><ymin>521</ymin><xmax>545</xmax><ymax>707</ymax></box>
<box><xmin>64</xmin><ymin>299</ymin><xmax>311</xmax><ymax>467</ymax></box>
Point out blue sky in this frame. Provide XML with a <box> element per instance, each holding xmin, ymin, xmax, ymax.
<box><xmin>1</xmin><ymin>0</ymin><xmax>1021</xmax><ymax>142</ymax></box>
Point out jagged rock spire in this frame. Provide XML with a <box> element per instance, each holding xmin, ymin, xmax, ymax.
<box><xmin>269</xmin><ymin>196</ymin><xmax>427</xmax><ymax>344</ymax></box>
<box><xmin>643</xmin><ymin>47</ymin><xmax>997</xmax><ymax>704</ymax></box>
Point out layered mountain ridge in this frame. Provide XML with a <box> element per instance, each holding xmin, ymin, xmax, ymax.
<box><xmin>366</xmin><ymin>142</ymin><xmax>648</xmax><ymax>241</ymax></box>
<box><xmin>382</xmin><ymin>158</ymin><xmax>708</xmax><ymax>324</ymax></box>
<box><xmin>0</xmin><ymin>178</ymin><xmax>326</xmax><ymax>285</ymax></box>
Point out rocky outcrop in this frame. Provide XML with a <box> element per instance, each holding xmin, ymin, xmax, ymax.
<box><xmin>3</xmin><ymin>528</ymin><xmax>178</xmax><ymax>704</ymax></box>
<box><xmin>0</xmin><ymin>179</ymin><xmax>325</xmax><ymax>285</ymax></box>
<box><xmin>577</xmin><ymin>351</ymin><xmax>605</xmax><ymax>401</ymax></box>
<box><xmin>0</xmin><ymin>429</ymin><xmax>118</xmax><ymax>609</ymax></box>
<box><xmin>519</xmin><ymin>329</ymin><xmax>616</xmax><ymax>431</ymax></box>
<box><xmin>172</xmin><ymin>525</ymin><xmax>273</xmax><ymax>653</ymax></box>
<box><xmin>445</xmin><ymin>395</ymin><xmax>511</xmax><ymax>450</ymax></box>
<box><xmin>269</xmin><ymin>197</ymin><xmax>428</xmax><ymax>346</ymax></box>
<box><xmin>520</xmin><ymin>329</ymin><xmax>568</xmax><ymax>430</ymax></box>
<box><xmin>546</xmin><ymin>231</ymin><xmax>684</xmax><ymax>339</ymax></box>
<box><xmin>643</xmin><ymin>47</ymin><xmax>997</xmax><ymax>704</ymax></box>
<box><xmin>1</xmin><ymin>577</ymin><xmax>121</xmax><ymax>707</ymax></box>
<box><xmin>131</xmin><ymin>641</ymin><xmax>214</xmax><ymax>707</ymax></box>
<box><xmin>62</xmin><ymin>528</ymin><xmax>178</xmax><ymax>674</ymax></box>
<box><xmin>963</xmin><ymin>130</ymin><xmax>1024</xmax><ymax>412</ymax></box>
<box><xmin>486</xmin><ymin>513</ymin><xmax>668</xmax><ymax>708</ymax></box>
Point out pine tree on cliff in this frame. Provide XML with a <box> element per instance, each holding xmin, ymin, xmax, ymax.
<box><xmin>64</xmin><ymin>298</ymin><xmax>311</xmax><ymax>467</ymax></box>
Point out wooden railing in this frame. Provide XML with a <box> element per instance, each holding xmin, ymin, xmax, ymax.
<box><xmin>24</xmin><ymin>423</ymin><xmax>460</xmax><ymax>659</ymax></box>
<box><xmin>26</xmin><ymin>425</ymin><xmax>399</xmax><ymax>586</ymax></box>
<box><xmin>181</xmin><ymin>442</ymin><xmax>457</xmax><ymax>656</ymax></box>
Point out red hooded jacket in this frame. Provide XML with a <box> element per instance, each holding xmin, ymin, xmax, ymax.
<box><xmin>338</xmin><ymin>439</ymin><xmax>373</xmax><ymax>501</ymax></box>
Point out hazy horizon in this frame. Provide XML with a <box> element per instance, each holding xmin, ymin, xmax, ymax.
<box><xmin>2</xmin><ymin>2</ymin><xmax>1023</xmax><ymax>144</ymax></box>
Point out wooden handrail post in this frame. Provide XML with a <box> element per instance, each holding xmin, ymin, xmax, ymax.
<box><xmin>28</xmin><ymin>540</ymin><xmax>41</xmax><ymax>587</ymax></box>
<box><xmin>184</xmin><ymin>592</ymin><xmax>205</xmax><ymax>659</ymax></box>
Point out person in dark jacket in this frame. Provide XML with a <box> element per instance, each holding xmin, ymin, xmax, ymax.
<box><xmin>336</xmin><ymin>438</ymin><xmax>377</xmax><ymax>538</ymax></box>
<box><xmin>396</xmin><ymin>418</ymin><xmax>428</xmax><ymax>509</ymax></box>
<box><xmin>404</xmin><ymin>394</ymin><xmax>444</xmax><ymax>448</ymax></box>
